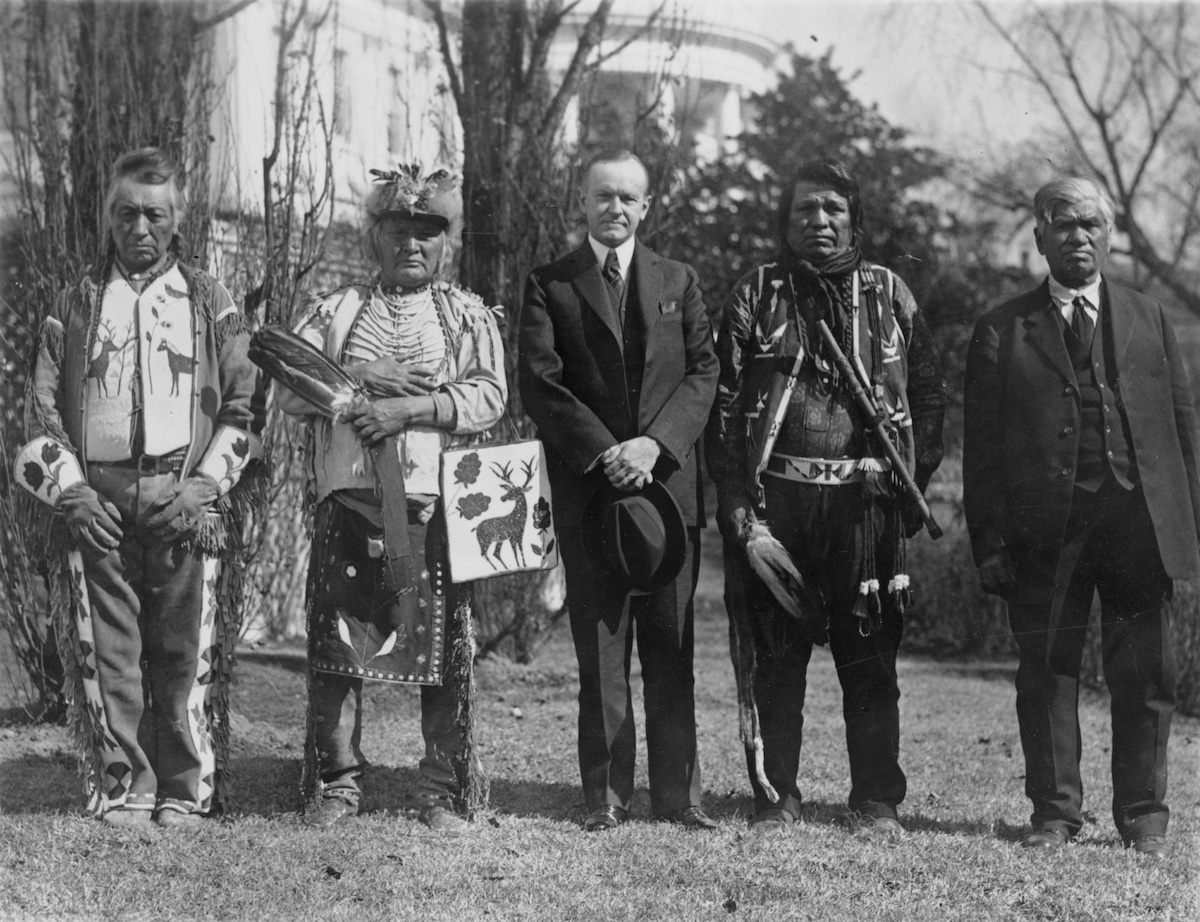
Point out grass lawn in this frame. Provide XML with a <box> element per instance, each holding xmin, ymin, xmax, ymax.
<box><xmin>1</xmin><ymin>525</ymin><xmax>1197</xmax><ymax>921</ymax></box>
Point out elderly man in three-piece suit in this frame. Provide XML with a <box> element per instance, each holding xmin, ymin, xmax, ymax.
<box><xmin>964</xmin><ymin>177</ymin><xmax>1200</xmax><ymax>859</ymax></box>
<box><xmin>519</xmin><ymin>149</ymin><xmax>719</xmax><ymax>832</ymax></box>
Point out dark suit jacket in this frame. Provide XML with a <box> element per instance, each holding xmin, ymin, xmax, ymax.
<box><xmin>518</xmin><ymin>240</ymin><xmax>719</xmax><ymax>529</ymax></box>
<box><xmin>963</xmin><ymin>278</ymin><xmax>1200</xmax><ymax>594</ymax></box>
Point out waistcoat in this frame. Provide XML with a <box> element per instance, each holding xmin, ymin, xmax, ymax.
<box><xmin>611</xmin><ymin>265</ymin><xmax>645</xmax><ymax>439</ymax></box>
<box><xmin>1069</xmin><ymin>300</ymin><xmax>1136</xmax><ymax>492</ymax></box>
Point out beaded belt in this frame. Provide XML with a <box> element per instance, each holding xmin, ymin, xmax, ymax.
<box><xmin>764</xmin><ymin>453</ymin><xmax>890</xmax><ymax>486</ymax></box>
<box><xmin>91</xmin><ymin>450</ymin><xmax>187</xmax><ymax>476</ymax></box>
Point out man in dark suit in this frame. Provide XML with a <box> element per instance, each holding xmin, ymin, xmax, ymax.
<box><xmin>519</xmin><ymin>149</ymin><xmax>719</xmax><ymax>831</ymax></box>
<box><xmin>964</xmin><ymin>177</ymin><xmax>1200</xmax><ymax>858</ymax></box>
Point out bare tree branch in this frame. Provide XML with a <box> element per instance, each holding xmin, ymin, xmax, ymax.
<box><xmin>976</xmin><ymin>3</ymin><xmax>1107</xmax><ymax>181</ymax></box>
<box><xmin>538</xmin><ymin>0</ymin><xmax>614</xmax><ymax>138</ymax></box>
<box><xmin>193</xmin><ymin>0</ymin><xmax>259</xmax><ymax>33</ymax></box>
<box><xmin>263</xmin><ymin>0</ymin><xmax>306</xmax><ymax>178</ymax></box>
<box><xmin>1127</xmin><ymin>79</ymin><xmax>1191</xmax><ymax>200</ymax></box>
<box><xmin>590</xmin><ymin>1</ymin><xmax>667</xmax><ymax>69</ymax></box>
<box><xmin>1169</xmin><ymin>178</ymin><xmax>1200</xmax><ymax>266</ymax></box>
<box><xmin>1111</xmin><ymin>2</ymin><xmax>1200</xmax><ymax>108</ymax></box>
<box><xmin>976</xmin><ymin>1</ymin><xmax>1200</xmax><ymax>315</ymax></box>
<box><xmin>423</xmin><ymin>0</ymin><xmax>464</xmax><ymax>115</ymax></box>
<box><xmin>523</xmin><ymin>1</ymin><xmax>568</xmax><ymax>101</ymax></box>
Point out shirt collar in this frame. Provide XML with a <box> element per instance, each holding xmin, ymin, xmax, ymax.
<box><xmin>109</xmin><ymin>258</ymin><xmax>182</xmax><ymax>298</ymax></box>
<box><xmin>588</xmin><ymin>235</ymin><xmax>636</xmax><ymax>279</ymax></box>
<box><xmin>111</xmin><ymin>256</ymin><xmax>178</xmax><ymax>292</ymax></box>
<box><xmin>1047</xmin><ymin>274</ymin><xmax>1102</xmax><ymax>311</ymax></box>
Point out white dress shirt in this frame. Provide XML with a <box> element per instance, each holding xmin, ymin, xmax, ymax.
<box><xmin>588</xmin><ymin>235</ymin><xmax>635</xmax><ymax>281</ymax></box>
<box><xmin>1048</xmin><ymin>274</ymin><xmax>1102</xmax><ymax>328</ymax></box>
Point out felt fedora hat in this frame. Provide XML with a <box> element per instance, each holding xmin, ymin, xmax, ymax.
<box><xmin>580</xmin><ymin>480</ymin><xmax>687</xmax><ymax>595</ymax></box>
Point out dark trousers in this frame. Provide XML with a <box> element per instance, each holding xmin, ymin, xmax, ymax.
<box><xmin>734</xmin><ymin>478</ymin><xmax>906</xmax><ymax>820</ymax></box>
<box><xmin>559</xmin><ymin>525</ymin><xmax>703</xmax><ymax>816</ymax></box>
<box><xmin>1008</xmin><ymin>483</ymin><xmax>1174</xmax><ymax>841</ymax></box>
<box><xmin>82</xmin><ymin>463</ymin><xmax>208</xmax><ymax>814</ymax></box>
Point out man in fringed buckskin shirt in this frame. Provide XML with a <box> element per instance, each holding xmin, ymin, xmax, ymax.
<box><xmin>277</xmin><ymin>165</ymin><xmax>505</xmax><ymax>835</ymax></box>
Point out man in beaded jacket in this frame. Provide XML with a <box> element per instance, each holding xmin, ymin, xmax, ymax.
<box><xmin>16</xmin><ymin>148</ymin><xmax>266</xmax><ymax>827</ymax></box>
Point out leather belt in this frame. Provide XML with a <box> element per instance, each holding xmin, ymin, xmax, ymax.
<box><xmin>764</xmin><ymin>453</ymin><xmax>890</xmax><ymax>486</ymax></box>
<box><xmin>91</xmin><ymin>451</ymin><xmax>187</xmax><ymax>475</ymax></box>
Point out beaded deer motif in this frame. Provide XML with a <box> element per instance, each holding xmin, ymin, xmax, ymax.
<box><xmin>473</xmin><ymin>458</ymin><xmax>536</xmax><ymax>569</ymax></box>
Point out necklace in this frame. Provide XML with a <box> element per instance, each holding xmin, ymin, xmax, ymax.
<box><xmin>344</xmin><ymin>285</ymin><xmax>447</xmax><ymax>371</ymax></box>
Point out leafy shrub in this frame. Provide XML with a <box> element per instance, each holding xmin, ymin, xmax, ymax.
<box><xmin>902</xmin><ymin>513</ymin><xmax>1015</xmax><ymax>659</ymax></box>
<box><xmin>1168</xmin><ymin>583</ymin><xmax>1200</xmax><ymax>715</ymax></box>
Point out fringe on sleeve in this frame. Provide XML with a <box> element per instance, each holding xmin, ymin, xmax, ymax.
<box><xmin>50</xmin><ymin>552</ymin><xmax>113</xmax><ymax>817</ymax></box>
<box><xmin>210</xmin><ymin>550</ymin><xmax>247</xmax><ymax>812</ymax></box>
<box><xmin>215</xmin><ymin>309</ymin><xmax>253</xmax><ymax>355</ymax></box>
<box><xmin>15</xmin><ymin>489</ymin><xmax>72</xmax><ymax>560</ymax></box>
<box><xmin>189</xmin><ymin>457</ymin><xmax>273</xmax><ymax>557</ymax></box>
<box><xmin>449</xmin><ymin>594</ymin><xmax>489</xmax><ymax>816</ymax></box>
<box><xmin>24</xmin><ymin>318</ymin><xmax>72</xmax><ymax>447</ymax></box>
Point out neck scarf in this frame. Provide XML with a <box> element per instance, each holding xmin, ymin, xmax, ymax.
<box><xmin>779</xmin><ymin>243</ymin><xmax>863</xmax><ymax>378</ymax></box>
<box><xmin>778</xmin><ymin>243</ymin><xmax>862</xmax><ymax>323</ymax></box>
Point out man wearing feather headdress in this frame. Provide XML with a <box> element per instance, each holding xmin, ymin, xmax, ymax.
<box><xmin>706</xmin><ymin>159</ymin><xmax>945</xmax><ymax>836</ymax></box>
<box><xmin>274</xmin><ymin>165</ymin><xmax>506</xmax><ymax>833</ymax></box>
<box><xmin>16</xmin><ymin>147</ymin><xmax>267</xmax><ymax>827</ymax></box>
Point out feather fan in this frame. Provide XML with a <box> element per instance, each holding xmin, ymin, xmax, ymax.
<box><xmin>739</xmin><ymin>516</ymin><xmax>828</xmax><ymax>646</ymax></box>
<box><xmin>249</xmin><ymin>326</ymin><xmax>367</xmax><ymax>420</ymax></box>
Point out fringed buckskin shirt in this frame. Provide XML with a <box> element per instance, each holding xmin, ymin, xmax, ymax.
<box><xmin>287</xmin><ymin>282</ymin><xmax>507</xmax><ymax>502</ymax></box>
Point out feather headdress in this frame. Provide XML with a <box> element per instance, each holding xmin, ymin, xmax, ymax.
<box><xmin>248</xmin><ymin>326</ymin><xmax>366</xmax><ymax>420</ymax></box>
<box><xmin>366</xmin><ymin>164</ymin><xmax>462</xmax><ymax>231</ymax></box>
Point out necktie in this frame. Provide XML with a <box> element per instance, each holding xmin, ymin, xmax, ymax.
<box><xmin>603</xmin><ymin>249</ymin><xmax>624</xmax><ymax>325</ymax></box>
<box><xmin>1070</xmin><ymin>296</ymin><xmax>1095</xmax><ymax>348</ymax></box>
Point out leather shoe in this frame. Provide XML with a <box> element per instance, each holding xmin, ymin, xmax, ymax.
<box><xmin>659</xmin><ymin>806</ymin><xmax>718</xmax><ymax>831</ymax></box>
<box><xmin>303</xmin><ymin>796</ymin><xmax>358</xmax><ymax>828</ymax></box>
<box><xmin>583</xmin><ymin>805</ymin><xmax>628</xmax><ymax>832</ymax></box>
<box><xmin>419</xmin><ymin>804</ymin><xmax>469</xmax><ymax>835</ymax></box>
<box><xmin>1022</xmin><ymin>828</ymin><xmax>1071</xmax><ymax>849</ymax></box>
<box><xmin>750</xmin><ymin>808</ymin><xmax>794</xmax><ymax>835</ymax></box>
<box><xmin>1126</xmin><ymin>835</ymin><xmax>1169</xmax><ymax>859</ymax></box>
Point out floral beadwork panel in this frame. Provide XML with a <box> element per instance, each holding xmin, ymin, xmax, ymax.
<box><xmin>440</xmin><ymin>440</ymin><xmax>559</xmax><ymax>583</ymax></box>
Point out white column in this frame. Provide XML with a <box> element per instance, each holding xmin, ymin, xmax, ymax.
<box><xmin>720</xmin><ymin>84</ymin><xmax>743</xmax><ymax>142</ymax></box>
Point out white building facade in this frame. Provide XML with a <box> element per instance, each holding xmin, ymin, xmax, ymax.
<box><xmin>208</xmin><ymin>0</ymin><xmax>778</xmax><ymax>219</ymax></box>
